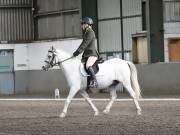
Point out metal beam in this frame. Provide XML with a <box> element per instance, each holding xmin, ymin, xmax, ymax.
<box><xmin>100</xmin><ymin>50</ymin><xmax>131</xmax><ymax>54</ymax></box>
<box><xmin>0</xmin><ymin>5</ymin><xmax>32</xmax><ymax>8</ymax></box>
<box><xmin>34</xmin><ymin>9</ymin><xmax>80</xmax><ymax>18</ymax></box>
<box><xmin>120</xmin><ymin>0</ymin><xmax>124</xmax><ymax>59</ymax></box>
<box><xmin>98</xmin><ymin>14</ymin><xmax>142</xmax><ymax>22</ymax></box>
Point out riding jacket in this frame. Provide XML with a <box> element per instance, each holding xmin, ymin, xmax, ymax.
<box><xmin>75</xmin><ymin>28</ymin><xmax>98</xmax><ymax>61</ymax></box>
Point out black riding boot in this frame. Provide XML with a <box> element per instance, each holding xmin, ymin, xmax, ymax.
<box><xmin>87</xmin><ymin>66</ymin><xmax>98</xmax><ymax>88</ymax></box>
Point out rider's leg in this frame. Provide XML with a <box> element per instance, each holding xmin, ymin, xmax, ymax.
<box><xmin>86</xmin><ymin>56</ymin><xmax>98</xmax><ymax>69</ymax></box>
<box><xmin>86</xmin><ymin>56</ymin><xmax>98</xmax><ymax>88</ymax></box>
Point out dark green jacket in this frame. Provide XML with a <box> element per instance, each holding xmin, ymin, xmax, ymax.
<box><xmin>76</xmin><ymin>28</ymin><xmax>98</xmax><ymax>60</ymax></box>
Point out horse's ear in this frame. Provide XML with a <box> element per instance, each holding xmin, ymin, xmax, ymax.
<box><xmin>51</xmin><ymin>46</ymin><xmax>56</xmax><ymax>52</ymax></box>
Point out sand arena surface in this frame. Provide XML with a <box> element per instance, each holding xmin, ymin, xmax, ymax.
<box><xmin>0</xmin><ymin>100</ymin><xmax>179</xmax><ymax>135</ymax></box>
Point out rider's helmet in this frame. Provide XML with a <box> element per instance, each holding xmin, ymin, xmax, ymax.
<box><xmin>81</xmin><ymin>17</ymin><xmax>93</xmax><ymax>25</ymax></box>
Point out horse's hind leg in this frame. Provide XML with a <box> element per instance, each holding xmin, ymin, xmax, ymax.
<box><xmin>60</xmin><ymin>87</ymin><xmax>79</xmax><ymax>118</ymax></box>
<box><xmin>103</xmin><ymin>85</ymin><xmax>117</xmax><ymax>114</ymax></box>
<box><xmin>79</xmin><ymin>90</ymin><xmax>99</xmax><ymax>116</ymax></box>
<box><xmin>123</xmin><ymin>82</ymin><xmax>142</xmax><ymax>115</ymax></box>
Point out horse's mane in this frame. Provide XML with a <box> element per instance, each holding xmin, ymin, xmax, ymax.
<box><xmin>56</xmin><ymin>49</ymin><xmax>71</xmax><ymax>58</ymax></box>
<box><xmin>56</xmin><ymin>49</ymin><xmax>81</xmax><ymax>64</ymax></box>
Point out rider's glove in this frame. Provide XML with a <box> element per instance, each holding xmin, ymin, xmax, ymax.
<box><xmin>73</xmin><ymin>50</ymin><xmax>79</xmax><ymax>57</ymax></box>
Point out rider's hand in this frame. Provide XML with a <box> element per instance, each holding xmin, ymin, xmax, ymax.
<box><xmin>73</xmin><ymin>51</ymin><xmax>79</xmax><ymax>57</ymax></box>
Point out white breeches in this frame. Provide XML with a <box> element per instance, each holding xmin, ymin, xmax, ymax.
<box><xmin>86</xmin><ymin>56</ymin><xmax>98</xmax><ymax>69</ymax></box>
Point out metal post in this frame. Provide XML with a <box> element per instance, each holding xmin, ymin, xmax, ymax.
<box><xmin>120</xmin><ymin>0</ymin><xmax>124</xmax><ymax>59</ymax></box>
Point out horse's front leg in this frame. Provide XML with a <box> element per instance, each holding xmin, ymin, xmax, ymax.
<box><xmin>103</xmin><ymin>85</ymin><xmax>117</xmax><ymax>114</ymax></box>
<box><xmin>60</xmin><ymin>86</ymin><xmax>79</xmax><ymax>118</ymax></box>
<box><xmin>79</xmin><ymin>89</ymin><xmax>99</xmax><ymax>116</ymax></box>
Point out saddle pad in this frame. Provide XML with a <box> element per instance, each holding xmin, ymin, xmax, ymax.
<box><xmin>80</xmin><ymin>63</ymin><xmax>105</xmax><ymax>77</ymax></box>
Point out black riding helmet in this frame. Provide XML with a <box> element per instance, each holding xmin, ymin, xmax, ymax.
<box><xmin>81</xmin><ymin>17</ymin><xmax>93</xmax><ymax>25</ymax></box>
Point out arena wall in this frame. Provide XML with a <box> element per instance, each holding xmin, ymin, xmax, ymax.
<box><xmin>137</xmin><ymin>63</ymin><xmax>180</xmax><ymax>95</ymax></box>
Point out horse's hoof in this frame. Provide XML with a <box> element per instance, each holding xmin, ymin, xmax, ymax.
<box><xmin>103</xmin><ymin>109</ymin><xmax>109</xmax><ymax>114</ymax></box>
<box><xmin>59</xmin><ymin>112</ymin><xmax>66</xmax><ymax>118</ymax></box>
<box><xmin>94</xmin><ymin>111</ymin><xmax>99</xmax><ymax>116</ymax></box>
<box><xmin>137</xmin><ymin>109</ymin><xmax>142</xmax><ymax>115</ymax></box>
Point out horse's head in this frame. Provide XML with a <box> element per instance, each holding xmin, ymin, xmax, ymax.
<box><xmin>42</xmin><ymin>46</ymin><xmax>58</xmax><ymax>71</ymax></box>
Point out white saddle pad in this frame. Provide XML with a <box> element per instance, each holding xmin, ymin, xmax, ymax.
<box><xmin>80</xmin><ymin>63</ymin><xmax>105</xmax><ymax>77</ymax></box>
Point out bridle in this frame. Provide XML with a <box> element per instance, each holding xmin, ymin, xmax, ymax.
<box><xmin>45</xmin><ymin>50</ymin><xmax>74</xmax><ymax>67</ymax></box>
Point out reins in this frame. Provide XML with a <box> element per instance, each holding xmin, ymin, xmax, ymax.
<box><xmin>57</xmin><ymin>56</ymin><xmax>74</xmax><ymax>65</ymax></box>
<box><xmin>46</xmin><ymin>50</ymin><xmax>74</xmax><ymax>67</ymax></box>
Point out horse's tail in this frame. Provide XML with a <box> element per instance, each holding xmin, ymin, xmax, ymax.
<box><xmin>127</xmin><ymin>61</ymin><xmax>142</xmax><ymax>99</ymax></box>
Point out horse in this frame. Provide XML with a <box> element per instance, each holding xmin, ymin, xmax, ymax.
<box><xmin>42</xmin><ymin>46</ymin><xmax>142</xmax><ymax>118</ymax></box>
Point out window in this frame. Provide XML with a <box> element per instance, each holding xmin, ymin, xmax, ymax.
<box><xmin>164</xmin><ymin>1</ymin><xmax>180</xmax><ymax>22</ymax></box>
<box><xmin>34</xmin><ymin>0</ymin><xmax>81</xmax><ymax>40</ymax></box>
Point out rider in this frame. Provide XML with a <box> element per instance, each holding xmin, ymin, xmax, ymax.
<box><xmin>73</xmin><ymin>17</ymin><xmax>98</xmax><ymax>88</ymax></box>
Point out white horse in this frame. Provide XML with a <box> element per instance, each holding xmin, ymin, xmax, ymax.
<box><xmin>42</xmin><ymin>46</ymin><xmax>142</xmax><ymax>118</ymax></box>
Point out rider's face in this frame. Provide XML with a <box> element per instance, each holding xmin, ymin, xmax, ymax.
<box><xmin>81</xmin><ymin>24</ymin><xmax>88</xmax><ymax>30</ymax></box>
